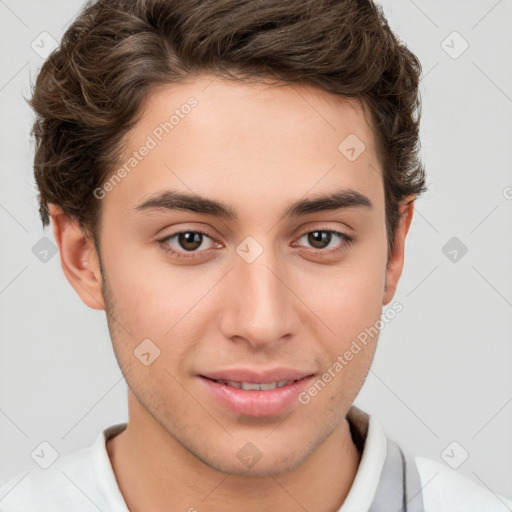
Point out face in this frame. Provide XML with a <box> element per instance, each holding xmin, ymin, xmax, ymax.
<box><xmin>66</xmin><ymin>74</ymin><xmax>409</xmax><ymax>476</ymax></box>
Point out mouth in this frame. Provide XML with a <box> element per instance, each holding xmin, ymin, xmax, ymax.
<box><xmin>198</xmin><ymin>370</ymin><xmax>314</xmax><ymax>417</ymax></box>
<box><xmin>204</xmin><ymin>378</ymin><xmax>301</xmax><ymax>391</ymax></box>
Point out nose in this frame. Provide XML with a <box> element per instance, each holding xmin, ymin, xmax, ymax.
<box><xmin>218</xmin><ymin>245</ymin><xmax>300</xmax><ymax>350</ymax></box>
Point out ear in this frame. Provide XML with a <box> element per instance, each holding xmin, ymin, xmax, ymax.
<box><xmin>49</xmin><ymin>204</ymin><xmax>105</xmax><ymax>310</ymax></box>
<box><xmin>382</xmin><ymin>196</ymin><xmax>415</xmax><ymax>306</ymax></box>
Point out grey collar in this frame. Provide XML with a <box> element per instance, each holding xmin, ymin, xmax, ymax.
<box><xmin>347</xmin><ymin>406</ymin><xmax>425</xmax><ymax>512</ymax></box>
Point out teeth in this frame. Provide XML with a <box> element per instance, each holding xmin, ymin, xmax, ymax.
<box><xmin>259</xmin><ymin>382</ymin><xmax>278</xmax><ymax>390</ymax></box>
<box><xmin>215</xmin><ymin>379</ymin><xmax>296</xmax><ymax>390</ymax></box>
<box><xmin>241</xmin><ymin>382</ymin><xmax>264</xmax><ymax>390</ymax></box>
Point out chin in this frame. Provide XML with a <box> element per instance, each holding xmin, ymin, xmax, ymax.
<box><xmin>189</xmin><ymin>436</ymin><xmax>316</xmax><ymax>477</ymax></box>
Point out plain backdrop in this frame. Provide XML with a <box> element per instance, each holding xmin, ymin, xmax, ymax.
<box><xmin>1</xmin><ymin>0</ymin><xmax>511</xmax><ymax>499</ymax></box>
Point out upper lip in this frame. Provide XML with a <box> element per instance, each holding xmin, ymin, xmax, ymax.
<box><xmin>200</xmin><ymin>368</ymin><xmax>314</xmax><ymax>383</ymax></box>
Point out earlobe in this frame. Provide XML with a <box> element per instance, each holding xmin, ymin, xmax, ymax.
<box><xmin>49</xmin><ymin>204</ymin><xmax>105</xmax><ymax>311</ymax></box>
<box><xmin>382</xmin><ymin>196</ymin><xmax>415</xmax><ymax>306</ymax></box>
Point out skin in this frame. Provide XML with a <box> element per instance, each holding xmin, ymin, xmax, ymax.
<box><xmin>50</xmin><ymin>74</ymin><xmax>414</xmax><ymax>512</ymax></box>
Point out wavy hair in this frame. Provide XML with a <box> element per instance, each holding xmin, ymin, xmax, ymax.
<box><xmin>29</xmin><ymin>0</ymin><xmax>427</xmax><ymax>255</ymax></box>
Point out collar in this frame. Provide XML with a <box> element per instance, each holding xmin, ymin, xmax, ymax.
<box><xmin>344</xmin><ymin>405</ymin><xmax>425</xmax><ymax>512</ymax></box>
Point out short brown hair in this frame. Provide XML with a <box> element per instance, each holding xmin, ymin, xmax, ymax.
<box><xmin>29</xmin><ymin>0</ymin><xmax>427</xmax><ymax>255</ymax></box>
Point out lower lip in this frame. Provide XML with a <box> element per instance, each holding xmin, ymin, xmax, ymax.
<box><xmin>199</xmin><ymin>376</ymin><xmax>314</xmax><ymax>417</ymax></box>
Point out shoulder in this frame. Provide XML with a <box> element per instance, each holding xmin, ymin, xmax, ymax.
<box><xmin>415</xmin><ymin>456</ymin><xmax>512</xmax><ymax>512</ymax></box>
<box><xmin>0</xmin><ymin>444</ymin><xmax>99</xmax><ymax>511</ymax></box>
<box><xmin>0</xmin><ymin>424</ymin><xmax>128</xmax><ymax>512</ymax></box>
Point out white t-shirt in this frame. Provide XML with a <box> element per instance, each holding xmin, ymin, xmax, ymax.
<box><xmin>0</xmin><ymin>408</ymin><xmax>510</xmax><ymax>511</ymax></box>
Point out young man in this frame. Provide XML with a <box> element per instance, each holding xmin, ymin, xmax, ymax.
<box><xmin>1</xmin><ymin>0</ymin><xmax>510</xmax><ymax>510</ymax></box>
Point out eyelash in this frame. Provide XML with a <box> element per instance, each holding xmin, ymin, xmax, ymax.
<box><xmin>157</xmin><ymin>227</ymin><xmax>355</xmax><ymax>260</ymax></box>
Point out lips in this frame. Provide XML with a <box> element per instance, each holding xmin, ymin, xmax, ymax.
<box><xmin>199</xmin><ymin>368</ymin><xmax>314</xmax><ymax>417</ymax></box>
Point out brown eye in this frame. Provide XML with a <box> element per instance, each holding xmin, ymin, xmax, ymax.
<box><xmin>295</xmin><ymin>229</ymin><xmax>354</xmax><ymax>255</ymax></box>
<box><xmin>159</xmin><ymin>230</ymin><xmax>217</xmax><ymax>259</ymax></box>
<box><xmin>307</xmin><ymin>231</ymin><xmax>333</xmax><ymax>249</ymax></box>
<box><xmin>177</xmin><ymin>232</ymin><xmax>203</xmax><ymax>251</ymax></box>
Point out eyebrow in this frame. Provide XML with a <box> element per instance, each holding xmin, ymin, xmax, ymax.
<box><xmin>134</xmin><ymin>188</ymin><xmax>373</xmax><ymax>219</ymax></box>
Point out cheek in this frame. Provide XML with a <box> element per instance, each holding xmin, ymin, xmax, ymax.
<box><xmin>305</xmin><ymin>272</ymin><xmax>385</xmax><ymax>406</ymax></box>
<box><xmin>305</xmin><ymin>256</ymin><xmax>387</xmax><ymax>329</ymax></box>
<box><xmin>311</xmin><ymin>277</ymin><xmax>384</xmax><ymax>370</ymax></box>
<box><xmin>102</xmin><ymin>244</ymin><xmax>218</xmax><ymax>349</ymax></box>
<box><xmin>296</xmin><ymin>246</ymin><xmax>387</xmax><ymax>381</ymax></box>
<box><xmin>342</xmin><ymin>268</ymin><xmax>385</xmax><ymax>318</ymax></box>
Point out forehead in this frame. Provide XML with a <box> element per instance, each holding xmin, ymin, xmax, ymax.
<box><xmin>133</xmin><ymin>74</ymin><xmax>379</xmax><ymax>160</ymax></box>
<box><xmin>104</xmin><ymin>74</ymin><xmax>384</xmax><ymax>221</ymax></box>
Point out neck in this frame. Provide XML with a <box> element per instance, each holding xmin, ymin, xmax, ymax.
<box><xmin>107</xmin><ymin>401</ymin><xmax>362</xmax><ymax>512</ymax></box>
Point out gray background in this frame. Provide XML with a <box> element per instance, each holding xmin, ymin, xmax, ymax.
<box><xmin>1</xmin><ymin>0</ymin><xmax>511</xmax><ymax>499</ymax></box>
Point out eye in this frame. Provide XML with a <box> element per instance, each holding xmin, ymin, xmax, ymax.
<box><xmin>158</xmin><ymin>230</ymin><xmax>218</xmax><ymax>259</ymax></box>
<box><xmin>158</xmin><ymin>227</ymin><xmax>354</xmax><ymax>261</ymax></box>
<box><xmin>294</xmin><ymin>228</ymin><xmax>354</xmax><ymax>255</ymax></box>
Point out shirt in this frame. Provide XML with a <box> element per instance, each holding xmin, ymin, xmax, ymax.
<box><xmin>0</xmin><ymin>406</ymin><xmax>510</xmax><ymax>511</ymax></box>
